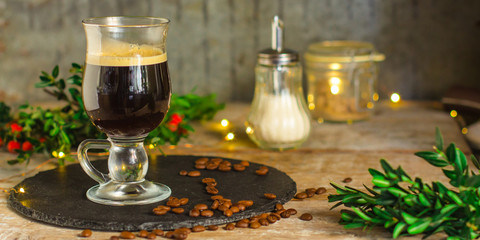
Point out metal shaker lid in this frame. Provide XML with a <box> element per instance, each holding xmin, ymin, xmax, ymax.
<box><xmin>257</xmin><ymin>16</ymin><xmax>299</xmax><ymax>65</ymax></box>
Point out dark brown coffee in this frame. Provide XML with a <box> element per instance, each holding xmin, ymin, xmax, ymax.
<box><xmin>83</xmin><ymin>59</ymin><xmax>170</xmax><ymax>137</ymax></box>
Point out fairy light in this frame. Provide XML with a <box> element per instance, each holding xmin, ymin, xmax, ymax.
<box><xmin>329</xmin><ymin>63</ymin><xmax>341</xmax><ymax>70</ymax></box>
<box><xmin>52</xmin><ymin>151</ymin><xmax>58</xmax><ymax>158</ymax></box>
<box><xmin>330</xmin><ymin>85</ymin><xmax>340</xmax><ymax>95</ymax></box>
<box><xmin>329</xmin><ymin>77</ymin><xmax>341</xmax><ymax>95</ymax></box>
<box><xmin>462</xmin><ymin>127</ymin><xmax>468</xmax><ymax>135</ymax></box>
<box><xmin>372</xmin><ymin>93</ymin><xmax>379</xmax><ymax>102</ymax></box>
<box><xmin>367</xmin><ymin>102</ymin><xmax>374</xmax><ymax>109</ymax></box>
<box><xmin>19</xmin><ymin>187</ymin><xmax>25</xmax><ymax>193</ymax></box>
<box><xmin>245</xmin><ymin>126</ymin><xmax>253</xmax><ymax>135</ymax></box>
<box><xmin>225</xmin><ymin>132</ymin><xmax>235</xmax><ymax>141</ymax></box>
<box><xmin>450</xmin><ymin>110</ymin><xmax>458</xmax><ymax>118</ymax></box>
<box><xmin>148</xmin><ymin>144</ymin><xmax>155</xmax><ymax>149</ymax></box>
<box><xmin>221</xmin><ymin>119</ymin><xmax>229</xmax><ymax>128</ymax></box>
<box><xmin>58</xmin><ymin>152</ymin><xmax>65</xmax><ymax>158</ymax></box>
<box><xmin>390</xmin><ymin>93</ymin><xmax>400</xmax><ymax>103</ymax></box>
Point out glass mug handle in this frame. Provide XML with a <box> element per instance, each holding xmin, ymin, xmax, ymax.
<box><xmin>77</xmin><ymin>139</ymin><xmax>111</xmax><ymax>184</ymax></box>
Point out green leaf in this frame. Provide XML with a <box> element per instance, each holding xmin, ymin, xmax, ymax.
<box><xmin>417</xmin><ymin>193</ymin><xmax>431</xmax><ymax>207</ymax></box>
<box><xmin>435</xmin><ymin>127</ymin><xmax>444</xmax><ymax>151</ymax></box>
<box><xmin>445</xmin><ymin>143</ymin><xmax>456</xmax><ymax>164</ymax></box>
<box><xmin>393</xmin><ymin>222</ymin><xmax>407</xmax><ymax>239</ymax></box>
<box><xmin>380</xmin><ymin>159</ymin><xmax>395</xmax><ymax>175</ymax></box>
<box><xmin>372</xmin><ymin>177</ymin><xmax>392</xmax><ymax>188</ymax></box>
<box><xmin>387</xmin><ymin>187</ymin><xmax>407</xmax><ymax>198</ymax></box>
<box><xmin>344</xmin><ymin>222</ymin><xmax>365</xmax><ymax>229</ymax></box>
<box><xmin>465</xmin><ymin>175</ymin><xmax>480</xmax><ymax>187</ymax></box>
<box><xmin>415</xmin><ymin>151</ymin><xmax>449</xmax><ymax>167</ymax></box>
<box><xmin>52</xmin><ymin>65</ymin><xmax>59</xmax><ymax>78</ymax></box>
<box><xmin>407</xmin><ymin>217</ymin><xmax>431</xmax><ymax>235</ymax></box>
<box><xmin>471</xmin><ymin>155</ymin><xmax>480</xmax><ymax>170</ymax></box>
<box><xmin>34</xmin><ymin>82</ymin><xmax>52</xmax><ymax>88</ymax></box>
<box><xmin>401</xmin><ymin>212</ymin><xmax>418</xmax><ymax>225</ymax></box>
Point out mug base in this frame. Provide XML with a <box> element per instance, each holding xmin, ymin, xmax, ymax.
<box><xmin>86</xmin><ymin>180</ymin><xmax>171</xmax><ymax>206</ymax></box>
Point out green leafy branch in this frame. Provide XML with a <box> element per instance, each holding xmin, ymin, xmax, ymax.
<box><xmin>328</xmin><ymin>128</ymin><xmax>480</xmax><ymax>239</ymax></box>
<box><xmin>0</xmin><ymin>64</ymin><xmax>224</xmax><ymax>165</ymax></box>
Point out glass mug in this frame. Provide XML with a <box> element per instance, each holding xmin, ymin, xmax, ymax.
<box><xmin>78</xmin><ymin>17</ymin><xmax>172</xmax><ymax>206</ymax></box>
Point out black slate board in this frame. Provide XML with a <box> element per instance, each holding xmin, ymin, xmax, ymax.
<box><xmin>8</xmin><ymin>155</ymin><xmax>296</xmax><ymax>231</ymax></box>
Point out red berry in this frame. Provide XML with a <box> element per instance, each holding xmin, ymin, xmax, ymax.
<box><xmin>167</xmin><ymin>124</ymin><xmax>178</xmax><ymax>132</ymax></box>
<box><xmin>7</xmin><ymin>141</ymin><xmax>21</xmax><ymax>153</ymax></box>
<box><xmin>169</xmin><ymin>113</ymin><xmax>183</xmax><ymax>125</ymax></box>
<box><xmin>39</xmin><ymin>137</ymin><xmax>46</xmax><ymax>143</ymax></box>
<box><xmin>22</xmin><ymin>141</ymin><xmax>33</xmax><ymax>151</ymax></box>
<box><xmin>10</xmin><ymin>123</ymin><xmax>23</xmax><ymax>133</ymax></box>
<box><xmin>0</xmin><ymin>138</ymin><xmax>3</xmax><ymax>147</ymax></box>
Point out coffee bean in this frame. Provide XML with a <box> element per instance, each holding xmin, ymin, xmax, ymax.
<box><xmin>179</xmin><ymin>170</ymin><xmax>188</xmax><ymax>176</ymax></box>
<box><xmin>188</xmin><ymin>170</ymin><xmax>201</xmax><ymax>177</ymax></box>
<box><xmin>220</xmin><ymin>160</ymin><xmax>232</xmax><ymax>167</ymax></box>
<box><xmin>287</xmin><ymin>208</ymin><xmax>298</xmax><ymax>215</ymax></box>
<box><xmin>206</xmin><ymin>181</ymin><xmax>217</xmax><ymax>187</ymax></box>
<box><xmin>195</xmin><ymin>157</ymin><xmax>209</xmax><ymax>165</ymax></box>
<box><xmin>280</xmin><ymin>211</ymin><xmax>291</xmax><ymax>218</ymax></box>
<box><xmin>110</xmin><ymin>236</ymin><xmax>120</xmax><ymax>240</ymax></box>
<box><xmin>172</xmin><ymin>208</ymin><xmax>185</xmax><ymax>214</ymax></box>
<box><xmin>299</xmin><ymin>213</ymin><xmax>313</xmax><ymax>221</ymax></box>
<box><xmin>152</xmin><ymin>229</ymin><xmax>164</xmax><ymax>236</ymax></box>
<box><xmin>217</xmin><ymin>204</ymin><xmax>229</xmax><ymax>212</ymax></box>
<box><xmin>147</xmin><ymin>233</ymin><xmax>157</xmax><ymax>239</ymax></box>
<box><xmin>315</xmin><ymin>187</ymin><xmax>327</xmax><ymax>195</ymax></box>
<box><xmin>192</xmin><ymin>225</ymin><xmax>206</xmax><ymax>232</ymax></box>
<box><xmin>173</xmin><ymin>231</ymin><xmax>188</xmax><ymax>240</ymax></box>
<box><xmin>119</xmin><ymin>231</ymin><xmax>135</xmax><ymax>239</ymax></box>
<box><xmin>156</xmin><ymin>205</ymin><xmax>171</xmax><ymax>211</ymax></box>
<box><xmin>255</xmin><ymin>166</ymin><xmax>269</xmax><ymax>175</ymax></box>
<box><xmin>179</xmin><ymin>198</ymin><xmax>189</xmax><ymax>206</ymax></box>
<box><xmin>267</xmin><ymin>215</ymin><xmax>277</xmax><ymax>223</ymax></box>
<box><xmin>264</xmin><ymin>193</ymin><xmax>277</xmax><ymax>200</ymax></box>
<box><xmin>237</xmin><ymin>200</ymin><xmax>253</xmax><ymax>207</ymax></box>
<box><xmin>189</xmin><ymin>208</ymin><xmax>200</xmax><ymax>217</ymax></box>
<box><xmin>165</xmin><ymin>231</ymin><xmax>174</xmax><ymax>238</ymax></box>
<box><xmin>230</xmin><ymin>206</ymin><xmax>240</xmax><ymax>213</ymax></box>
<box><xmin>201</xmin><ymin>210</ymin><xmax>214</xmax><ymax>217</ymax></box>
<box><xmin>221</xmin><ymin>200</ymin><xmax>232</xmax><ymax>207</ymax></box>
<box><xmin>138</xmin><ymin>230</ymin><xmax>149</xmax><ymax>238</ymax></box>
<box><xmin>206</xmin><ymin>186</ymin><xmax>219</xmax><ymax>195</ymax></box>
<box><xmin>223</xmin><ymin>209</ymin><xmax>233</xmax><ymax>217</ymax></box>
<box><xmin>249</xmin><ymin>222</ymin><xmax>261</xmax><ymax>229</ymax></box>
<box><xmin>276</xmin><ymin>209</ymin><xmax>286</xmax><ymax>215</ymax></box>
<box><xmin>236</xmin><ymin>220</ymin><xmax>249</xmax><ymax>228</ymax></box>
<box><xmin>259</xmin><ymin>218</ymin><xmax>269</xmax><ymax>226</ymax></box>
<box><xmin>211</xmin><ymin>158</ymin><xmax>223</xmax><ymax>164</ymax></box>
<box><xmin>202</xmin><ymin>178</ymin><xmax>216</xmax><ymax>183</ymax></box>
<box><xmin>153</xmin><ymin>209</ymin><xmax>168</xmax><ymax>215</ymax></box>
<box><xmin>176</xmin><ymin>228</ymin><xmax>192</xmax><ymax>234</ymax></box>
<box><xmin>233</xmin><ymin>164</ymin><xmax>246</xmax><ymax>171</ymax></box>
<box><xmin>225</xmin><ymin>223</ymin><xmax>235</xmax><ymax>230</ymax></box>
<box><xmin>306</xmin><ymin>188</ymin><xmax>316</xmax><ymax>198</ymax></box>
<box><xmin>207</xmin><ymin>225</ymin><xmax>218</xmax><ymax>231</ymax></box>
<box><xmin>240</xmin><ymin>160</ymin><xmax>250</xmax><ymax>167</ymax></box>
<box><xmin>194</xmin><ymin>203</ymin><xmax>208</xmax><ymax>210</ymax></box>
<box><xmin>249</xmin><ymin>216</ymin><xmax>259</xmax><ymax>223</ymax></box>
<box><xmin>206</xmin><ymin>163</ymin><xmax>219</xmax><ymax>170</ymax></box>
<box><xmin>211</xmin><ymin>195</ymin><xmax>223</xmax><ymax>200</ymax></box>
<box><xmin>78</xmin><ymin>229</ymin><xmax>92</xmax><ymax>237</ymax></box>
<box><xmin>211</xmin><ymin>200</ymin><xmax>219</xmax><ymax>210</ymax></box>
<box><xmin>260</xmin><ymin>213</ymin><xmax>269</xmax><ymax>219</ymax></box>
<box><xmin>294</xmin><ymin>192</ymin><xmax>308</xmax><ymax>199</ymax></box>
<box><xmin>218</xmin><ymin>165</ymin><xmax>232</xmax><ymax>172</ymax></box>
<box><xmin>343</xmin><ymin>177</ymin><xmax>352</xmax><ymax>183</ymax></box>
<box><xmin>195</xmin><ymin>164</ymin><xmax>206</xmax><ymax>170</ymax></box>
<box><xmin>235</xmin><ymin>203</ymin><xmax>246</xmax><ymax>211</ymax></box>
<box><xmin>271</xmin><ymin>212</ymin><xmax>281</xmax><ymax>220</ymax></box>
<box><xmin>275</xmin><ymin>203</ymin><xmax>284</xmax><ymax>211</ymax></box>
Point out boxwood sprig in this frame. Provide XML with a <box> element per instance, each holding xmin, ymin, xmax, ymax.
<box><xmin>328</xmin><ymin>128</ymin><xmax>480</xmax><ymax>239</ymax></box>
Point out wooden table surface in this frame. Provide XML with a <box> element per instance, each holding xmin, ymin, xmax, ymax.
<box><xmin>0</xmin><ymin>101</ymin><xmax>469</xmax><ymax>240</ymax></box>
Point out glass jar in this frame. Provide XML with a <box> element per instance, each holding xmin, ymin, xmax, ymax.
<box><xmin>246</xmin><ymin>49</ymin><xmax>311</xmax><ymax>150</ymax></box>
<box><xmin>305</xmin><ymin>41</ymin><xmax>385</xmax><ymax>123</ymax></box>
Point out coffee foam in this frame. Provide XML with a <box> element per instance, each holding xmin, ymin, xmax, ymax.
<box><xmin>86</xmin><ymin>42</ymin><xmax>167</xmax><ymax>66</ymax></box>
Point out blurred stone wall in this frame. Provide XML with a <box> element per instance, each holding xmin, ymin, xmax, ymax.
<box><xmin>0</xmin><ymin>0</ymin><xmax>479</xmax><ymax>104</ymax></box>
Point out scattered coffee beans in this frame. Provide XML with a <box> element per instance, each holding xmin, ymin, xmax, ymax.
<box><xmin>294</xmin><ymin>192</ymin><xmax>308</xmax><ymax>199</ymax></box>
<box><xmin>119</xmin><ymin>231</ymin><xmax>135</xmax><ymax>239</ymax></box>
<box><xmin>249</xmin><ymin>221</ymin><xmax>261</xmax><ymax>229</ymax></box>
<box><xmin>78</xmin><ymin>229</ymin><xmax>92</xmax><ymax>237</ymax></box>
<box><xmin>152</xmin><ymin>229</ymin><xmax>164</xmax><ymax>236</ymax></box>
<box><xmin>315</xmin><ymin>187</ymin><xmax>327</xmax><ymax>195</ymax></box>
<box><xmin>233</xmin><ymin>163</ymin><xmax>246</xmax><ymax>171</ymax></box>
<box><xmin>147</xmin><ymin>232</ymin><xmax>157</xmax><ymax>239</ymax></box>
<box><xmin>192</xmin><ymin>225</ymin><xmax>206</xmax><ymax>232</ymax></box>
<box><xmin>194</xmin><ymin>203</ymin><xmax>208</xmax><ymax>210</ymax></box>
<box><xmin>207</xmin><ymin>225</ymin><xmax>219</xmax><ymax>231</ymax></box>
<box><xmin>255</xmin><ymin>166</ymin><xmax>269</xmax><ymax>175</ymax></box>
<box><xmin>172</xmin><ymin>208</ymin><xmax>185</xmax><ymax>214</ymax></box>
<box><xmin>211</xmin><ymin>195</ymin><xmax>223</xmax><ymax>200</ymax></box>
<box><xmin>179</xmin><ymin>198</ymin><xmax>189</xmax><ymax>205</ymax></box>
<box><xmin>280</xmin><ymin>211</ymin><xmax>291</xmax><ymax>218</ymax></box>
<box><xmin>165</xmin><ymin>231</ymin><xmax>175</xmax><ymax>238</ymax></box>
<box><xmin>240</xmin><ymin>160</ymin><xmax>250</xmax><ymax>167</ymax></box>
<box><xmin>275</xmin><ymin>203</ymin><xmax>284</xmax><ymax>211</ymax></box>
<box><xmin>195</xmin><ymin>164</ymin><xmax>206</xmax><ymax>170</ymax></box>
<box><xmin>110</xmin><ymin>236</ymin><xmax>120</xmax><ymax>240</ymax></box>
<box><xmin>201</xmin><ymin>210</ymin><xmax>214</xmax><ymax>217</ymax></box>
<box><xmin>138</xmin><ymin>230</ymin><xmax>149</xmax><ymax>238</ymax></box>
<box><xmin>195</xmin><ymin>157</ymin><xmax>209</xmax><ymax>165</ymax></box>
<box><xmin>189</xmin><ymin>208</ymin><xmax>200</xmax><ymax>217</ymax></box>
<box><xmin>179</xmin><ymin>170</ymin><xmax>188</xmax><ymax>176</ymax></box>
<box><xmin>264</xmin><ymin>193</ymin><xmax>277</xmax><ymax>200</ymax></box>
<box><xmin>343</xmin><ymin>177</ymin><xmax>352</xmax><ymax>183</ymax></box>
<box><xmin>259</xmin><ymin>218</ymin><xmax>269</xmax><ymax>226</ymax></box>
<box><xmin>236</xmin><ymin>220</ymin><xmax>249</xmax><ymax>228</ymax></box>
<box><xmin>225</xmin><ymin>223</ymin><xmax>235</xmax><ymax>230</ymax></box>
<box><xmin>299</xmin><ymin>213</ymin><xmax>313</xmax><ymax>221</ymax></box>
<box><xmin>153</xmin><ymin>208</ymin><xmax>168</xmax><ymax>216</ymax></box>
<box><xmin>187</xmin><ymin>170</ymin><xmax>201</xmax><ymax>177</ymax></box>
<box><xmin>287</xmin><ymin>208</ymin><xmax>298</xmax><ymax>215</ymax></box>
